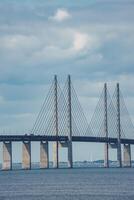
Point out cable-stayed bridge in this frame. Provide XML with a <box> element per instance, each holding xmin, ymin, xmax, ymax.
<box><xmin>1</xmin><ymin>75</ymin><xmax>134</xmax><ymax>170</ymax></box>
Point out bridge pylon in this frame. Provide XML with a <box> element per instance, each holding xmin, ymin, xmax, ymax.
<box><xmin>67</xmin><ymin>75</ymin><xmax>73</xmax><ymax>168</ymax></box>
<box><xmin>116</xmin><ymin>83</ymin><xmax>122</xmax><ymax>168</ymax></box>
<box><xmin>104</xmin><ymin>83</ymin><xmax>109</xmax><ymax>168</ymax></box>
<box><xmin>53</xmin><ymin>75</ymin><xmax>59</xmax><ymax>168</ymax></box>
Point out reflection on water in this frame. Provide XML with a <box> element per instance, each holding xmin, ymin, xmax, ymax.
<box><xmin>0</xmin><ymin>168</ymin><xmax>134</xmax><ymax>200</ymax></box>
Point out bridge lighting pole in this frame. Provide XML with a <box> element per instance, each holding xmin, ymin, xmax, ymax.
<box><xmin>53</xmin><ymin>75</ymin><xmax>59</xmax><ymax>168</ymax></box>
<box><xmin>67</xmin><ymin>75</ymin><xmax>73</xmax><ymax>168</ymax></box>
<box><xmin>117</xmin><ymin>83</ymin><xmax>122</xmax><ymax>168</ymax></box>
<box><xmin>104</xmin><ymin>83</ymin><xmax>109</xmax><ymax>168</ymax></box>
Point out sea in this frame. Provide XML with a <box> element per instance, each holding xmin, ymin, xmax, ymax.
<box><xmin>0</xmin><ymin>167</ymin><xmax>134</xmax><ymax>200</ymax></box>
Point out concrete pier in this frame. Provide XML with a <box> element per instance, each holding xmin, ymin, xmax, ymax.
<box><xmin>68</xmin><ymin>141</ymin><xmax>73</xmax><ymax>168</ymax></box>
<box><xmin>104</xmin><ymin>143</ymin><xmax>109</xmax><ymax>167</ymax></box>
<box><xmin>52</xmin><ymin>142</ymin><xmax>58</xmax><ymax>168</ymax></box>
<box><xmin>58</xmin><ymin>141</ymin><xmax>73</xmax><ymax>168</ymax></box>
<box><xmin>40</xmin><ymin>141</ymin><xmax>49</xmax><ymax>168</ymax></box>
<box><xmin>117</xmin><ymin>142</ymin><xmax>122</xmax><ymax>167</ymax></box>
<box><xmin>22</xmin><ymin>141</ymin><xmax>31</xmax><ymax>169</ymax></box>
<box><xmin>123</xmin><ymin>144</ymin><xmax>131</xmax><ymax>167</ymax></box>
<box><xmin>2</xmin><ymin>141</ymin><xmax>12</xmax><ymax>170</ymax></box>
<box><xmin>109</xmin><ymin>142</ymin><xmax>122</xmax><ymax>167</ymax></box>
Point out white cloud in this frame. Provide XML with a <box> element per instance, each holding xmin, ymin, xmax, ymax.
<box><xmin>0</xmin><ymin>35</ymin><xmax>40</xmax><ymax>51</ymax></box>
<box><xmin>50</xmin><ymin>8</ymin><xmax>71</xmax><ymax>22</ymax></box>
<box><xmin>31</xmin><ymin>30</ymin><xmax>99</xmax><ymax>62</ymax></box>
<box><xmin>72</xmin><ymin>31</ymin><xmax>100</xmax><ymax>53</ymax></box>
<box><xmin>73</xmin><ymin>32</ymin><xmax>89</xmax><ymax>51</ymax></box>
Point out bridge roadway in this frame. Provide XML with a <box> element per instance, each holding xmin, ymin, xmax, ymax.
<box><xmin>0</xmin><ymin>135</ymin><xmax>134</xmax><ymax>144</ymax></box>
<box><xmin>0</xmin><ymin>134</ymin><xmax>133</xmax><ymax>169</ymax></box>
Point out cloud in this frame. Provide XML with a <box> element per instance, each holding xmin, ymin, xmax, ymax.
<box><xmin>29</xmin><ymin>29</ymin><xmax>101</xmax><ymax>67</ymax></box>
<box><xmin>0</xmin><ymin>35</ymin><xmax>40</xmax><ymax>50</ymax></box>
<box><xmin>73</xmin><ymin>32</ymin><xmax>89</xmax><ymax>51</ymax></box>
<box><xmin>0</xmin><ymin>1</ymin><xmax>134</xmax><ymax>136</ymax></box>
<box><xmin>50</xmin><ymin>8</ymin><xmax>71</xmax><ymax>22</ymax></box>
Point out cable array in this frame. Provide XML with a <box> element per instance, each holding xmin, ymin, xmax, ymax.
<box><xmin>30</xmin><ymin>77</ymin><xmax>134</xmax><ymax>139</ymax></box>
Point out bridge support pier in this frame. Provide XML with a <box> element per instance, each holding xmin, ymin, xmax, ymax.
<box><xmin>68</xmin><ymin>141</ymin><xmax>73</xmax><ymax>168</ymax></box>
<box><xmin>123</xmin><ymin>144</ymin><xmax>131</xmax><ymax>167</ymax></box>
<box><xmin>2</xmin><ymin>141</ymin><xmax>12</xmax><ymax>170</ymax></box>
<box><xmin>22</xmin><ymin>141</ymin><xmax>31</xmax><ymax>169</ymax></box>
<box><xmin>104</xmin><ymin>143</ymin><xmax>109</xmax><ymax>168</ymax></box>
<box><xmin>40</xmin><ymin>141</ymin><xmax>49</xmax><ymax>168</ymax></box>
<box><xmin>53</xmin><ymin>142</ymin><xmax>58</xmax><ymax>168</ymax></box>
<box><xmin>117</xmin><ymin>143</ymin><xmax>122</xmax><ymax>168</ymax></box>
<box><xmin>58</xmin><ymin>141</ymin><xmax>72</xmax><ymax>168</ymax></box>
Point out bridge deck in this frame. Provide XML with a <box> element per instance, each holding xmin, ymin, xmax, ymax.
<box><xmin>0</xmin><ymin>135</ymin><xmax>134</xmax><ymax>144</ymax></box>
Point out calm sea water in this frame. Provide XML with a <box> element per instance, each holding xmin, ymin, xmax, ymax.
<box><xmin>0</xmin><ymin>168</ymin><xmax>134</xmax><ymax>200</ymax></box>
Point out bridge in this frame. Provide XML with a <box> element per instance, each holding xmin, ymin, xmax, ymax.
<box><xmin>1</xmin><ymin>75</ymin><xmax>134</xmax><ymax>170</ymax></box>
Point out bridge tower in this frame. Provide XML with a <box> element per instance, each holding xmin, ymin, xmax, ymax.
<box><xmin>53</xmin><ymin>75</ymin><xmax>59</xmax><ymax>168</ymax></box>
<box><xmin>67</xmin><ymin>75</ymin><xmax>73</xmax><ymax>168</ymax></box>
<box><xmin>104</xmin><ymin>83</ymin><xmax>109</xmax><ymax>168</ymax></box>
<box><xmin>116</xmin><ymin>83</ymin><xmax>122</xmax><ymax>168</ymax></box>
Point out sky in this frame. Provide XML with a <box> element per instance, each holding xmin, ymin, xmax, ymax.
<box><xmin>0</xmin><ymin>0</ymin><xmax>134</xmax><ymax>163</ymax></box>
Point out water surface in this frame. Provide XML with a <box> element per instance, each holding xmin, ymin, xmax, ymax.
<box><xmin>0</xmin><ymin>168</ymin><xmax>134</xmax><ymax>200</ymax></box>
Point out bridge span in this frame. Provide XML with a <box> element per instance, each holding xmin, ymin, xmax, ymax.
<box><xmin>1</xmin><ymin>135</ymin><xmax>134</xmax><ymax>144</ymax></box>
<box><xmin>1</xmin><ymin>75</ymin><xmax>134</xmax><ymax>170</ymax></box>
<box><xmin>0</xmin><ymin>135</ymin><xmax>133</xmax><ymax>170</ymax></box>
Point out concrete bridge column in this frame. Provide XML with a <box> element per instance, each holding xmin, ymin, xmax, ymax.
<box><xmin>68</xmin><ymin>141</ymin><xmax>73</xmax><ymax>168</ymax></box>
<box><xmin>104</xmin><ymin>143</ymin><xmax>109</xmax><ymax>168</ymax></box>
<box><xmin>58</xmin><ymin>141</ymin><xmax>72</xmax><ymax>168</ymax></box>
<box><xmin>22</xmin><ymin>141</ymin><xmax>31</xmax><ymax>169</ymax></box>
<box><xmin>2</xmin><ymin>141</ymin><xmax>12</xmax><ymax>170</ymax></box>
<box><xmin>123</xmin><ymin>144</ymin><xmax>131</xmax><ymax>167</ymax></box>
<box><xmin>53</xmin><ymin>142</ymin><xmax>58</xmax><ymax>168</ymax></box>
<box><xmin>117</xmin><ymin>143</ymin><xmax>122</xmax><ymax>167</ymax></box>
<box><xmin>40</xmin><ymin>141</ymin><xmax>49</xmax><ymax>168</ymax></box>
